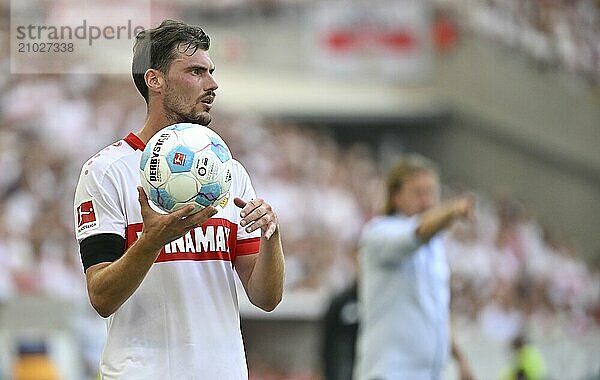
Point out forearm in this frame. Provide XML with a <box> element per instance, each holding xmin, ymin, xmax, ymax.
<box><xmin>87</xmin><ymin>235</ymin><xmax>161</xmax><ymax>317</ymax></box>
<box><xmin>416</xmin><ymin>201</ymin><xmax>462</xmax><ymax>242</ymax></box>
<box><xmin>246</xmin><ymin>229</ymin><xmax>285</xmax><ymax>311</ymax></box>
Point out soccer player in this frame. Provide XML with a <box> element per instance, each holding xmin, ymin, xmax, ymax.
<box><xmin>74</xmin><ymin>20</ymin><xmax>284</xmax><ymax>379</ymax></box>
<box><xmin>353</xmin><ymin>154</ymin><xmax>473</xmax><ymax>380</ymax></box>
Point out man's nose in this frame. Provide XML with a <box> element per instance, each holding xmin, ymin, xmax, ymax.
<box><xmin>205</xmin><ymin>74</ymin><xmax>218</xmax><ymax>92</ymax></box>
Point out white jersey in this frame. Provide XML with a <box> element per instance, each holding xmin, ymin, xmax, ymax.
<box><xmin>74</xmin><ymin>132</ymin><xmax>261</xmax><ymax>379</ymax></box>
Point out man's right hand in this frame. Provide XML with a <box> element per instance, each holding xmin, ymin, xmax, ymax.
<box><xmin>136</xmin><ymin>186</ymin><xmax>217</xmax><ymax>252</ymax></box>
<box><xmin>449</xmin><ymin>195</ymin><xmax>475</xmax><ymax>221</ymax></box>
<box><xmin>417</xmin><ymin>194</ymin><xmax>475</xmax><ymax>242</ymax></box>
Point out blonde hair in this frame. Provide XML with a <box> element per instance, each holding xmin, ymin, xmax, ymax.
<box><xmin>383</xmin><ymin>154</ymin><xmax>439</xmax><ymax>215</ymax></box>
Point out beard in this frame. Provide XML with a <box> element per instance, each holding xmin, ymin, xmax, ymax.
<box><xmin>166</xmin><ymin>108</ymin><xmax>212</xmax><ymax>126</ymax></box>
<box><xmin>163</xmin><ymin>87</ymin><xmax>212</xmax><ymax>126</ymax></box>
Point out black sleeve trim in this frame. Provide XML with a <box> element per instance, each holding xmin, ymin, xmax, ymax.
<box><xmin>80</xmin><ymin>233</ymin><xmax>125</xmax><ymax>272</ymax></box>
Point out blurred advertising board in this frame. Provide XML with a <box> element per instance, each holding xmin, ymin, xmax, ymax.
<box><xmin>309</xmin><ymin>0</ymin><xmax>433</xmax><ymax>84</ymax></box>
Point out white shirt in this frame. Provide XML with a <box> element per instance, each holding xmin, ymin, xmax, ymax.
<box><xmin>354</xmin><ymin>215</ymin><xmax>450</xmax><ymax>380</ymax></box>
<box><xmin>74</xmin><ymin>133</ymin><xmax>260</xmax><ymax>379</ymax></box>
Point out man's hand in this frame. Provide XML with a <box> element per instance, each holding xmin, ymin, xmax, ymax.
<box><xmin>416</xmin><ymin>194</ymin><xmax>475</xmax><ymax>242</ymax></box>
<box><xmin>137</xmin><ymin>187</ymin><xmax>217</xmax><ymax>251</ymax></box>
<box><xmin>234</xmin><ymin>197</ymin><xmax>278</xmax><ymax>240</ymax></box>
<box><xmin>449</xmin><ymin>195</ymin><xmax>475</xmax><ymax>221</ymax></box>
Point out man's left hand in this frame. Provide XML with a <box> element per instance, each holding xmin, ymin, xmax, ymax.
<box><xmin>234</xmin><ymin>197</ymin><xmax>279</xmax><ymax>240</ymax></box>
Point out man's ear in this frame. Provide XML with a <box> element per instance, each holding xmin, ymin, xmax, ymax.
<box><xmin>144</xmin><ymin>69</ymin><xmax>164</xmax><ymax>96</ymax></box>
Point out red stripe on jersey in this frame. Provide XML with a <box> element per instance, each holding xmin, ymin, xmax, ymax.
<box><xmin>156</xmin><ymin>250</ymin><xmax>232</xmax><ymax>263</ymax></box>
<box><xmin>123</xmin><ymin>132</ymin><xmax>146</xmax><ymax>151</ymax></box>
<box><xmin>125</xmin><ymin>218</ymin><xmax>246</xmax><ymax>263</ymax></box>
<box><xmin>236</xmin><ymin>237</ymin><xmax>260</xmax><ymax>256</ymax></box>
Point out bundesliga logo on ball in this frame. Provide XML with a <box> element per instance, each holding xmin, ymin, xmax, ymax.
<box><xmin>140</xmin><ymin>123</ymin><xmax>233</xmax><ymax>213</ymax></box>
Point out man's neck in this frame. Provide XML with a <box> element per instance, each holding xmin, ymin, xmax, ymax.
<box><xmin>137</xmin><ymin>106</ymin><xmax>172</xmax><ymax>144</ymax></box>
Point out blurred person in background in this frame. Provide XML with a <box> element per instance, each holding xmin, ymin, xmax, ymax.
<box><xmin>354</xmin><ymin>154</ymin><xmax>474</xmax><ymax>380</ymax></box>
<box><xmin>322</xmin><ymin>246</ymin><xmax>360</xmax><ymax>380</ymax></box>
<box><xmin>73</xmin><ymin>20</ymin><xmax>284</xmax><ymax>379</ymax></box>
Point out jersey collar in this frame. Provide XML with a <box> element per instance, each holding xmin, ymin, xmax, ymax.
<box><xmin>124</xmin><ymin>132</ymin><xmax>146</xmax><ymax>151</ymax></box>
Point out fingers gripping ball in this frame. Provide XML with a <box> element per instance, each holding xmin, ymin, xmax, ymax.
<box><xmin>140</xmin><ymin>123</ymin><xmax>233</xmax><ymax>213</ymax></box>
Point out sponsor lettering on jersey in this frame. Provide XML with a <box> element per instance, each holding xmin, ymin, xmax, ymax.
<box><xmin>164</xmin><ymin>224</ymin><xmax>230</xmax><ymax>254</ymax></box>
<box><xmin>77</xmin><ymin>199</ymin><xmax>98</xmax><ymax>234</ymax></box>
<box><xmin>126</xmin><ymin>218</ymin><xmax>246</xmax><ymax>263</ymax></box>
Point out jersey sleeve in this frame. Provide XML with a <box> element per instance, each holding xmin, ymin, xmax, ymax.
<box><xmin>232</xmin><ymin>161</ymin><xmax>261</xmax><ymax>256</ymax></box>
<box><xmin>74</xmin><ymin>160</ymin><xmax>127</xmax><ymax>243</ymax></box>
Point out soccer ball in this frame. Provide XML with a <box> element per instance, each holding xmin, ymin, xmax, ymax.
<box><xmin>140</xmin><ymin>123</ymin><xmax>233</xmax><ymax>213</ymax></box>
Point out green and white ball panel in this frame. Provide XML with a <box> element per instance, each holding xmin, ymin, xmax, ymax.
<box><xmin>165</xmin><ymin>172</ymin><xmax>200</xmax><ymax>203</ymax></box>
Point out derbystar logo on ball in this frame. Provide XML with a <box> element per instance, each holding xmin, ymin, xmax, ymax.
<box><xmin>148</xmin><ymin>132</ymin><xmax>171</xmax><ymax>183</ymax></box>
<box><xmin>140</xmin><ymin>123</ymin><xmax>233</xmax><ymax>214</ymax></box>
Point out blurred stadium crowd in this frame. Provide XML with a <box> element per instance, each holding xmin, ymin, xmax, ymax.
<box><xmin>439</xmin><ymin>0</ymin><xmax>600</xmax><ymax>86</ymax></box>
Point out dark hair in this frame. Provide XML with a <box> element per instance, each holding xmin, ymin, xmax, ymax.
<box><xmin>383</xmin><ymin>154</ymin><xmax>439</xmax><ymax>215</ymax></box>
<box><xmin>132</xmin><ymin>20</ymin><xmax>211</xmax><ymax>103</ymax></box>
